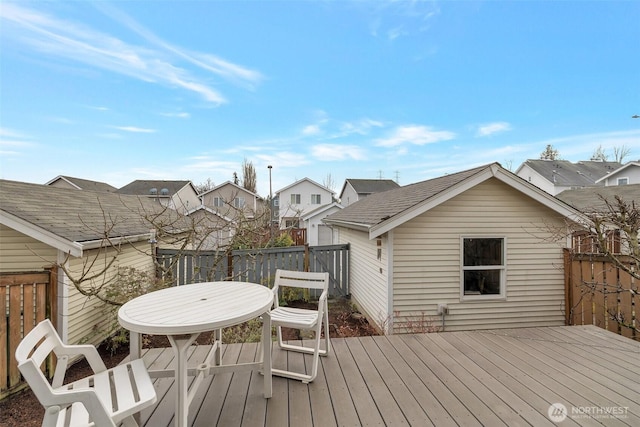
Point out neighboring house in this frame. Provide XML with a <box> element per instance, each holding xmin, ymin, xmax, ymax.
<box><xmin>0</xmin><ymin>179</ymin><xmax>184</xmax><ymax>347</ymax></box>
<box><xmin>339</xmin><ymin>178</ymin><xmax>400</xmax><ymax>207</ymax></box>
<box><xmin>275</xmin><ymin>178</ymin><xmax>335</xmax><ymax>229</ymax></box>
<box><xmin>595</xmin><ymin>161</ymin><xmax>640</xmax><ymax>186</ymax></box>
<box><xmin>46</xmin><ymin>175</ymin><xmax>117</xmax><ymax>192</ymax></box>
<box><xmin>117</xmin><ymin>180</ymin><xmax>200</xmax><ymax>214</ymax></box>
<box><xmin>301</xmin><ymin>202</ymin><xmax>343</xmax><ymax>246</ymax></box>
<box><xmin>199</xmin><ymin>181</ymin><xmax>265</xmax><ymax>220</ymax></box>
<box><xmin>185</xmin><ymin>205</ymin><xmax>235</xmax><ymax>250</ymax></box>
<box><xmin>323</xmin><ymin>163</ymin><xmax>585</xmax><ymax>334</ymax></box>
<box><xmin>556</xmin><ymin>184</ymin><xmax>640</xmax><ymax>254</ymax></box>
<box><xmin>515</xmin><ymin>159</ymin><xmax>621</xmax><ymax>195</ymax></box>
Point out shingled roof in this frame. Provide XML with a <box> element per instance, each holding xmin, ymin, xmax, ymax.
<box><xmin>46</xmin><ymin>175</ymin><xmax>117</xmax><ymax>192</ymax></box>
<box><xmin>324</xmin><ymin>163</ymin><xmax>584</xmax><ymax>238</ymax></box>
<box><xmin>556</xmin><ymin>184</ymin><xmax>640</xmax><ymax>213</ymax></box>
<box><xmin>0</xmin><ymin>179</ymin><xmax>184</xmax><ymax>255</ymax></box>
<box><xmin>326</xmin><ymin>165</ymin><xmax>491</xmax><ymax>228</ymax></box>
<box><xmin>117</xmin><ymin>180</ymin><xmax>192</xmax><ymax>196</ymax></box>
<box><xmin>340</xmin><ymin>178</ymin><xmax>400</xmax><ymax>198</ymax></box>
<box><xmin>518</xmin><ymin>160</ymin><xmax>621</xmax><ymax>187</ymax></box>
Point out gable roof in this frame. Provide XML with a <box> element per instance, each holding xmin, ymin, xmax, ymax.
<box><xmin>45</xmin><ymin>175</ymin><xmax>117</xmax><ymax>192</ymax></box>
<box><xmin>594</xmin><ymin>161</ymin><xmax>640</xmax><ymax>183</ymax></box>
<box><xmin>556</xmin><ymin>184</ymin><xmax>640</xmax><ymax>212</ymax></box>
<box><xmin>199</xmin><ymin>180</ymin><xmax>263</xmax><ymax>199</ymax></box>
<box><xmin>275</xmin><ymin>177</ymin><xmax>335</xmax><ymax>195</ymax></box>
<box><xmin>339</xmin><ymin>179</ymin><xmax>400</xmax><ymax>198</ymax></box>
<box><xmin>0</xmin><ymin>179</ymin><xmax>183</xmax><ymax>257</ymax></box>
<box><xmin>117</xmin><ymin>180</ymin><xmax>194</xmax><ymax>197</ymax></box>
<box><xmin>301</xmin><ymin>202</ymin><xmax>343</xmax><ymax>221</ymax></box>
<box><xmin>324</xmin><ymin>163</ymin><xmax>585</xmax><ymax>239</ymax></box>
<box><xmin>516</xmin><ymin>160</ymin><xmax>621</xmax><ymax>187</ymax></box>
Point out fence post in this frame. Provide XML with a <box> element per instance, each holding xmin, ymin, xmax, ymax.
<box><xmin>563</xmin><ymin>248</ymin><xmax>572</xmax><ymax>325</ymax></box>
<box><xmin>304</xmin><ymin>244</ymin><xmax>310</xmax><ymax>272</ymax></box>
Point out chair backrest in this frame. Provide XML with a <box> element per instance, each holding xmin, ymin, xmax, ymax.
<box><xmin>274</xmin><ymin>269</ymin><xmax>329</xmax><ymax>291</ymax></box>
<box><xmin>15</xmin><ymin>319</ymin><xmax>61</xmax><ymax>404</ymax></box>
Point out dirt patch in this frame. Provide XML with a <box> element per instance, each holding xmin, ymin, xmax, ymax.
<box><xmin>0</xmin><ymin>298</ymin><xmax>376</xmax><ymax>427</ymax></box>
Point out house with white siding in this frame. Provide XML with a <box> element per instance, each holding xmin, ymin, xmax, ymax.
<box><xmin>301</xmin><ymin>202</ymin><xmax>343</xmax><ymax>246</ymax></box>
<box><xmin>117</xmin><ymin>179</ymin><xmax>200</xmax><ymax>214</ymax></box>
<box><xmin>595</xmin><ymin>161</ymin><xmax>640</xmax><ymax>186</ymax></box>
<box><xmin>0</xmin><ymin>179</ymin><xmax>184</xmax><ymax>347</ymax></box>
<box><xmin>323</xmin><ymin>163</ymin><xmax>585</xmax><ymax>334</ymax></box>
<box><xmin>275</xmin><ymin>178</ymin><xmax>334</xmax><ymax>230</ymax></box>
<box><xmin>199</xmin><ymin>181</ymin><xmax>265</xmax><ymax>220</ymax></box>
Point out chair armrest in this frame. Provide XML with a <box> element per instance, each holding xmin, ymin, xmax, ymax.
<box><xmin>57</xmin><ymin>343</ymin><xmax>108</xmax><ymax>373</ymax></box>
<box><xmin>52</xmin><ymin>343</ymin><xmax>108</xmax><ymax>387</ymax></box>
<box><xmin>48</xmin><ymin>387</ymin><xmax>117</xmax><ymax>427</ymax></box>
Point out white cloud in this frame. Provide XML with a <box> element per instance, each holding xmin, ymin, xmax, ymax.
<box><xmin>476</xmin><ymin>122</ymin><xmax>512</xmax><ymax>137</ymax></box>
<box><xmin>375</xmin><ymin>125</ymin><xmax>455</xmax><ymax>147</ymax></box>
<box><xmin>311</xmin><ymin>144</ymin><xmax>367</xmax><ymax>161</ymax></box>
<box><xmin>160</xmin><ymin>112</ymin><xmax>190</xmax><ymax>119</ymax></box>
<box><xmin>0</xmin><ymin>128</ymin><xmax>34</xmax><ymax>148</ymax></box>
<box><xmin>302</xmin><ymin>124</ymin><xmax>322</xmax><ymax>136</ymax></box>
<box><xmin>337</xmin><ymin>118</ymin><xmax>384</xmax><ymax>137</ymax></box>
<box><xmin>0</xmin><ymin>3</ymin><xmax>262</xmax><ymax>105</ymax></box>
<box><xmin>113</xmin><ymin>126</ymin><xmax>157</xmax><ymax>133</ymax></box>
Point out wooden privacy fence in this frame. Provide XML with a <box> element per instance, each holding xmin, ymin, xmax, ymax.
<box><xmin>1</xmin><ymin>268</ymin><xmax>57</xmax><ymax>399</ymax></box>
<box><xmin>565</xmin><ymin>250</ymin><xmax>638</xmax><ymax>340</ymax></box>
<box><xmin>157</xmin><ymin>243</ymin><xmax>349</xmax><ymax>297</ymax></box>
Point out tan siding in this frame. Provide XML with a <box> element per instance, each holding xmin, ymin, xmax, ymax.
<box><xmin>338</xmin><ymin>228</ymin><xmax>388</xmax><ymax>329</ymax></box>
<box><xmin>66</xmin><ymin>242</ymin><xmax>154</xmax><ymax>346</ymax></box>
<box><xmin>0</xmin><ymin>225</ymin><xmax>58</xmax><ymax>271</ymax></box>
<box><xmin>392</xmin><ymin>178</ymin><xmax>568</xmax><ymax>332</ymax></box>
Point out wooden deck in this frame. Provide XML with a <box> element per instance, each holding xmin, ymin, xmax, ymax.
<box><xmin>134</xmin><ymin>325</ymin><xmax>640</xmax><ymax>427</ymax></box>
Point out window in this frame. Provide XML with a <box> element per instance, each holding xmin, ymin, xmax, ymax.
<box><xmin>291</xmin><ymin>194</ymin><xmax>301</xmax><ymax>204</ymax></box>
<box><xmin>213</xmin><ymin>197</ymin><xmax>224</xmax><ymax>207</ymax></box>
<box><xmin>234</xmin><ymin>197</ymin><xmax>245</xmax><ymax>208</ymax></box>
<box><xmin>311</xmin><ymin>194</ymin><xmax>321</xmax><ymax>204</ymax></box>
<box><xmin>617</xmin><ymin>178</ymin><xmax>628</xmax><ymax>185</ymax></box>
<box><xmin>461</xmin><ymin>237</ymin><xmax>505</xmax><ymax>299</ymax></box>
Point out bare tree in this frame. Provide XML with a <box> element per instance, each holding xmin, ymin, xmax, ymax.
<box><xmin>613</xmin><ymin>145</ymin><xmax>631</xmax><ymax>163</ymax></box>
<box><xmin>194</xmin><ymin>178</ymin><xmax>215</xmax><ymax>194</ymax></box>
<box><xmin>540</xmin><ymin>144</ymin><xmax>560</xmax><ymax>160</ymax></box>
<box><xmin>323</xmin><ymin>173</ymin><xmax>336</xmax><ymax>193</ymax></box>
<box><xmin>242</xmin><ymin>158</ymin><xmax>257</xmax><ymax>193</ymax></box>
<box><xmin>590</xmin><ymin>145</ymin><xmax>608</xmax><ymax>161</ymax></box>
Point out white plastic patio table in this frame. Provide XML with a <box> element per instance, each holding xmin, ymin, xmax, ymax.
<box><xmin>118</xmin><ymin>281</ymin><xmax>273</xmax><ymax>427</ymax></box>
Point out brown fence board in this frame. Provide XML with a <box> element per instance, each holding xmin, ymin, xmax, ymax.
<box><xmin>567</xmin><ymin>253</ymin><xmax>638</xmax><ymax>341</ymax></box>
<box><xmin>1</xmin><ymin>268</ymin><xmax>56</xmax><ymax>399</ymax></box>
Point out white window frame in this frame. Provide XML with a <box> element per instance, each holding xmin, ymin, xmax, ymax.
<box><xmin>311</xmin><ymin>194</ymin><xmax>321</xmax><ymax>204</ymax></box>
<box><xmin>213</xmin><ymin>197</ymin><xmax>225</xmax><ymax>207</ymax></box>
<box><xmin>460</xmin><ymin>236</ymin><xmax>507</xmax><ymax>301</ymax></box>
<box><xmin>617</xmin><ymin>177</ymin><xmax>629</xmax><ymax>185</ymax></box>
<box><xmin>290</xmin><ymin>193</ymin><xmax>301</xmax><ymax>204</ymax></box>
<box><xmin>233</xmin><ymin>197</ymin><xmax>245</xmax><ymax>208</ymax></box>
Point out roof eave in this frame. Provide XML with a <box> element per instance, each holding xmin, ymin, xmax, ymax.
<box><xmin>322</xmin><ymin>218</ymin><xmax>371</xmax><ymax>233</ymax></box>
<box><xmin>0</xmin><ymin>210</ymin><xmax>83</xmax><ymax>257</ymax></box>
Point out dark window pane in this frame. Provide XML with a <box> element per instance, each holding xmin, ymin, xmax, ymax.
<box><xmin>464</xmin><ymin>270</ymin><xmax>501</xmax><ymax>295</ymax></box>
<box><xmin>464</xmin><ymin>238</ymin><xmax>503</xmax><ymax>266</ymax></box>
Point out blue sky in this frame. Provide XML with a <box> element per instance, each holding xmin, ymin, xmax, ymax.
<box><xmin>1</xmin><ymin>1</ymin><xmax>639</xmax><ymax>197</ymax></box>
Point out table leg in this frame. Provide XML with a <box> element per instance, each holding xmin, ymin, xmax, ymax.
<box><xmin>167</xmin><ymin>334</ymin><xmax>199</xmax><ymax>427</ymax></box>
<box><xmin>129</xmin><ymin>331</ymin><xmax>141</xmax><ymax>360</ymax></box>
<box><xmin>262</xmin><ymin>312</ymin><xmax>272</xmax><ymax>398</ymax></box>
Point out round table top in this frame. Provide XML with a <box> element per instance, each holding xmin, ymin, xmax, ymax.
<box><xmin>118</xmin><ymin>281</ymin><xmax>274</xmax><ymax>335</ymax></box>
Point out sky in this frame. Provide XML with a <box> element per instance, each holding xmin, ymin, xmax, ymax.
<box><xmin>1</xmin><ymin>0</ymin><xmax>639</xmax><ymax>198</ymax></box>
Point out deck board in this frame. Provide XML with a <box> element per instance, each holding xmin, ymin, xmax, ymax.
<box><xmin>134</xmin><ymin>326</ymin><xmax>640</xmax><ymax>427</ymax></box>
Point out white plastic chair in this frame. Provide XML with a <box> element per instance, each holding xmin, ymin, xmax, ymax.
<box><xmin>270</xmin><ymin>269</ymin><xmax>330</xmax><ymax>383</ymax></box>
<box><xmin>15</xmin><ymin>319</ymin><xmax>157</xmax><ymax>427</ymax></box>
